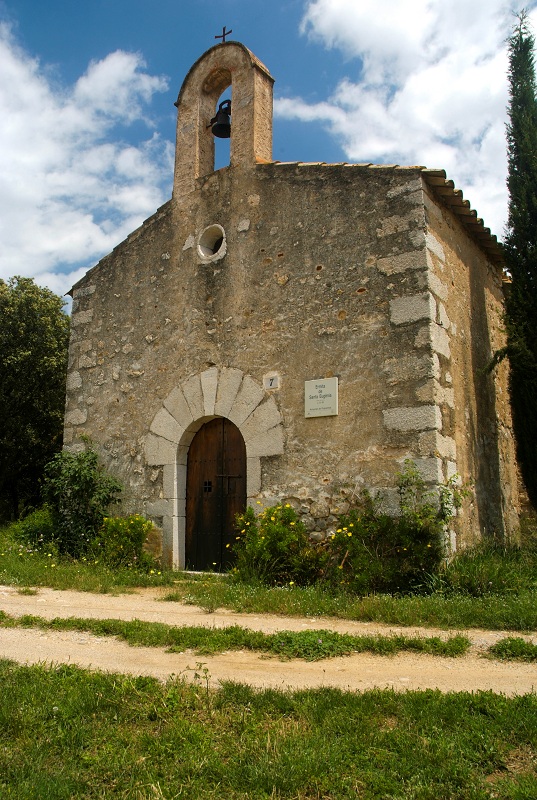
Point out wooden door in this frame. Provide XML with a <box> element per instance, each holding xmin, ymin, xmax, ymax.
<box><xmin>185</xmin><ymin>418</ymin><xmax>246</xmax><ymax>571</ymax></box>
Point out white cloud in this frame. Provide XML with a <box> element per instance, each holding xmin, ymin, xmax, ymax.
<box><xmin>0</xmin><ymin>23</ymin><xmax>171</xmax><ymax>296</ymax></box>
<box><xmin>276</xmin><ymin>0</ymin><xmax>537</xmax><ymax>237</ymax></box>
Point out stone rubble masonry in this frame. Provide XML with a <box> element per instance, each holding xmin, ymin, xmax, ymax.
<box><xmin>63</xmin><ymin>42</ymin><xmax>519</xmax><ymax>566</ymax></box>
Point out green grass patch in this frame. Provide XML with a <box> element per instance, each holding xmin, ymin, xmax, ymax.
<box><xmin>0</xmin><ymin>525</ymin><xmax>175</xmax><ymax>593</ymax></box>
<box><xmin>166</xmin><ymin>576</ymin><xmax>537</xmax><ymax>632</ymax></box>
<box><xmin>488</xmin><ymin>637</ymin><xmax>537</xmax><ymax>662</ymax></box>
<box><xmin>0</xmin><ymin>612</ymin><xmax>470</xmax><ymax>660</ymax></box>
<box><xmin>0</xmin><ymin>660</ymin><xmax>536</xmax><ymax>799</ymax></box>
<box><xmin>3</xmin><ymin>523</ymin><xmax>537</xmax><ymax>632</ymax></box>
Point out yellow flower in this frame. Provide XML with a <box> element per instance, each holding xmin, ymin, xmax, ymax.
<box><xmin>290</xmin><ymin>522</ymin><xmax>295</xmax><ymax>526</ymax></box>
<box><xmin>336</xmin><ymin>529</ymin><xmax>342</xmax><ymax>533</ymax></box>
<box><xmin>289</xmin><ymin>581</ymin><xmax>294</xmax><ymax>586</ymax></box>
<box><xmin>347</xmin><ymin>532</ymin><xmax>352</xmax><ymax>537</ymax></box>
<box><xmin>225</xmin><ymin>543</ymin><xmax>230</xmax><ymax>548</ymax></box>
<box><xmin>256</xmin><ymin>501</ymin><xmax>262</xmax><ymax>505</ymax></box>
<box><xmin>270</xmin><ymin>516</ymin><xmax>275</xmax><ymax>521</ymax></box>
<box><xmin>285</xmin><ymin>503</ymin><xmax>291</xmax><ymax>508</ymax></box>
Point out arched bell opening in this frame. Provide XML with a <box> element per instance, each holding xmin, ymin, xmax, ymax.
<box><xmin>212</xmin><ymin>88</ymin><xmax>232</xmax><ymax>170</ymax></box>
<box><xmin>173</xmin><ymin>42</ymin><xmax>274</xmax><ymax>198</ymax></box>
<box><xmin>185</xmin><ymin>417</ymin><xmax>246</xmax><ymax>571</ymax></box>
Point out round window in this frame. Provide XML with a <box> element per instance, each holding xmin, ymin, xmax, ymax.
<box><xmin>198</xmin><ymin>224</ymin><xmax>226</xmax><ymax>262</ymax></box>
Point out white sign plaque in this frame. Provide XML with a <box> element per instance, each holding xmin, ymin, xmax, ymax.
<box><xmin>305</xmin><ymin>377</ymin><xmax>339</xmax><ymax>417</ymax></box>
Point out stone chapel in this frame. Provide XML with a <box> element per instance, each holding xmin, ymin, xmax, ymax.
<box><xmin>64</xmin><ymin>41</ymin><xmax>519</xmax><ymax>568</ymax></box>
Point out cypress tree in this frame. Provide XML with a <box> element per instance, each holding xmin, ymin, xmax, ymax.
<box><xmin>503</xmin><ymin>11</ymin><xmax>537</xmax><ymax>508</ymax></box>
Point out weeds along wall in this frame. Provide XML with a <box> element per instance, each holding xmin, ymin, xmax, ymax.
<box><xmin>63</xmin><ymin>42</ymin><xmax>519</xmax><ymax>567</ymax></box>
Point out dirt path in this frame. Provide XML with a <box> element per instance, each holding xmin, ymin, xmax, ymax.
<box><xmin>0</xmin><ymin>585</ymin><xmax>536</xmax><ymax>695</ymax></box>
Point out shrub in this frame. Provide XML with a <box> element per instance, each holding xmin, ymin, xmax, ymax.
<box><xmin>325</xmin><ymin>492</ymin><xmax>445</xmax><ymax>595</ymax></box>
<box><xmin>325</xmin><ymin>463</ymin><xmax>464</xmax><ymax>595</ymax></box>
<box><xmin>89</xmin><ymin>514</ymin><xmax>155</xmax><ymax>569</ymax></box>
<box><xmin>42</xmin><ymin>444</ymin><xmax>122</xmax><ymax>557</ymax></box>
<box><xmin>9</xmin><ymin>507</ymin><xmax>56</xmax><ymax>549</ymax></box>
<box><xmin>234</xmin><ymin>462</ymin><xmax>467</xmax><ymax>595</ymax></box>
<box><xmin>233</xmin><ymin>503</ymin><xmax>327</xmax><ymax>586</ymax></box>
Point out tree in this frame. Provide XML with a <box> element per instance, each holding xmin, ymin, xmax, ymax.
<box><xmin>0</xmin><ymin>276</ymin><xmax>70</xmax><ymax>519</ymax></box>
<box><xmin>503</xmin><ymin>12</ymin><xmax>537</xmax><ymax>508</ymax></box>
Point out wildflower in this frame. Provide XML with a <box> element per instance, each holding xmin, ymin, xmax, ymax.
<box><xmin>270</xmin><ymin>516</ymin><xmax>275</xmax><ymax>521</ymax></box>
<box><xmin>285</xmin><ymin>503</ymin><xmax>291</xmax><ymax>508</ymax></box>
<box><xmin>289</xmin><ymin>581</ymin><xmax>294</xmax><ymax>586</ymax></box>
<box><xmin>225</xmin><ymin>544</ymin><xmax>230</xmax><ymax>548</ymax></box>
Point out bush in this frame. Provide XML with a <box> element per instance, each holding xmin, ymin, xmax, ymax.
<box><xmin>233</xmin><ymin>503</ymin><xmax>327</xmax><ymax>586</ymax></box>
<box><xmin>324</xmin><ymin>492</ymin><xmax>445</xmax><ymax>595</ymax></box>
<box><xmin>90</xmin><ymin>515</ymin><xmax>155</xmax><ymax>569</ymax></box>
<box><xmin>42</xmin><ymin>444</ymin><xmax>122</xmax><ymax>557</ymax></box>
<box><xmin>233</xmin><ymin>462</ymin><xmax>466</xmax><ymax>595</ymax></box>
<box><xmin>9</xmin><ymin>507</ymin><xmax>56</xmax><ymax>549</ymax></box>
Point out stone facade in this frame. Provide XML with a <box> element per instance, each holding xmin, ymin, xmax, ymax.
<box><xmin>64</xmin><ymin>42</ymin><xmax>519</xmax><ymax>566</ymax></box>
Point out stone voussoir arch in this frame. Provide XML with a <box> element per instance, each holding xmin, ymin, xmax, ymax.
<box><xmin>144</xmin><ymin>366</ymin><xmax>284</xmax><ymax>567</ymax></box>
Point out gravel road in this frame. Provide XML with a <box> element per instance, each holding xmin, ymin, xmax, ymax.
<box><xmin>1</xmin><ymin>585</ymin><xmax>535</xmax><ymax>695</ymax></box>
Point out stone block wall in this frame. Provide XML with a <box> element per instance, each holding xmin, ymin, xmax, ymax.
<box><xmin>64</xmin><ymin>161</ymin><xmax>518</xmax><ymax>564</ymax></box>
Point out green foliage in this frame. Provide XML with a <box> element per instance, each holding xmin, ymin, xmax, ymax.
<box><xmin>0</xmin><ymin>276</ymin><xmax>69</xmax><ymax>519</ymax></box>
<box><xmin>430</xmin><ymin>540</ymin><xmax>537</xmax><ymax>597</ymax></box>
<box><xmin>234</xmin><ymin>462</ymin><xmax>463</xmax><ymax>595</ymax></box>
<box><xmin>233</xmin><ymin>503</ymin><xmax>327</xmax><ymax>586</ymax></box>
<box><xmin>1</xmin><ymin>661</ymin><xmax>537</xmax><ymax>799</ymax></box>
<box><xmin>8</xmin><ymin>507</ymin><xmax>56</xmax><ymax>549</ymax></box>
<box><xmin>325</xmin><ymin>501</ymin><xmax>443</xmax><ymax>596</ymax></box>
<box><xmin>42</xmin><ymin>444</ymin><xmax>122</xmax><ymax>557</ymax></box>
<box><xmin>0</xmin><ymin>611</ymin><xmax>470</xmax><ymax>661</ymax></box>
<box><xmin>90</xmin><ymin>514</ymin><xmax>154</xmax><ymax>569</ymax></box>
<box><xmin>325</xmin><ymin>462</ymin><xmax>466</xmax><ymax>595</ymax></box>
<box><xmin>503</xmin><ymin>13</ymin><xmax>537</xmax><ymax>508</ymax></box>
<box><xmin>489</xmin><ymin>636</ymin><xmax>537</xmax><ymax>662</ymax></box>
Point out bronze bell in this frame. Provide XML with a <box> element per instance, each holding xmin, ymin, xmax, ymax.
<box><xmin>209</xmin><ymin>99</ymin><xmax>231</xmax><ymax>139</ymax></box>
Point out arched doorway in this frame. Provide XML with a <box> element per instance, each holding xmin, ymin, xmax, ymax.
<box><xmin>185</xmin><ymin>417</ymin><xmax>246</xmax><ymax>570</ymax></box>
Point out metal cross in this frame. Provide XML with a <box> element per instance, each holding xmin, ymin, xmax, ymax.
<box><xmin>215</xmin><ymin>26</ymin><xmax>232</xmax><ymax>43</ymax></box>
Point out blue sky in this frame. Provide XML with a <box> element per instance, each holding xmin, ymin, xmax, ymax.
<box><xmin>1</xmin><ymin>0</ymin><xmax>536</xmax><ymax>299</ymax></box>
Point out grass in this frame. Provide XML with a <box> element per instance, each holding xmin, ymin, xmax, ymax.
<box><xmin>0</xmin><ymin>659</ymin><xmax>536</xmax><ymax>799</ymax></box>
<box><xmin>2</xmin><ymin>522</ymin><xmax>537</xmax><ymax>632</ymax></box>
<box><xmin>0</xmin><ymin>611</ymin><xmax>471</xmax><ymax>660</ymax></box>
<box><xmin>0</xmin><ymin>525</ymin><xmax>176</xmax><ymax>593</ymax></box>
<box><xmin>165</xmin><ymin>576</ymin><xmax>537</xmax><ymax>632</ymax></box>
<box><xmin>488</xmin><ymin>637</ymin><xmax>537</xmax><ymax>662</ymax></box>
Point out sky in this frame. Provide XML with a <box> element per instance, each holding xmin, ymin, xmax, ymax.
<box><xmin>1</xmin><ymin>0</ymin><xmax>536</xmax><ymax>301</ymax></box>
